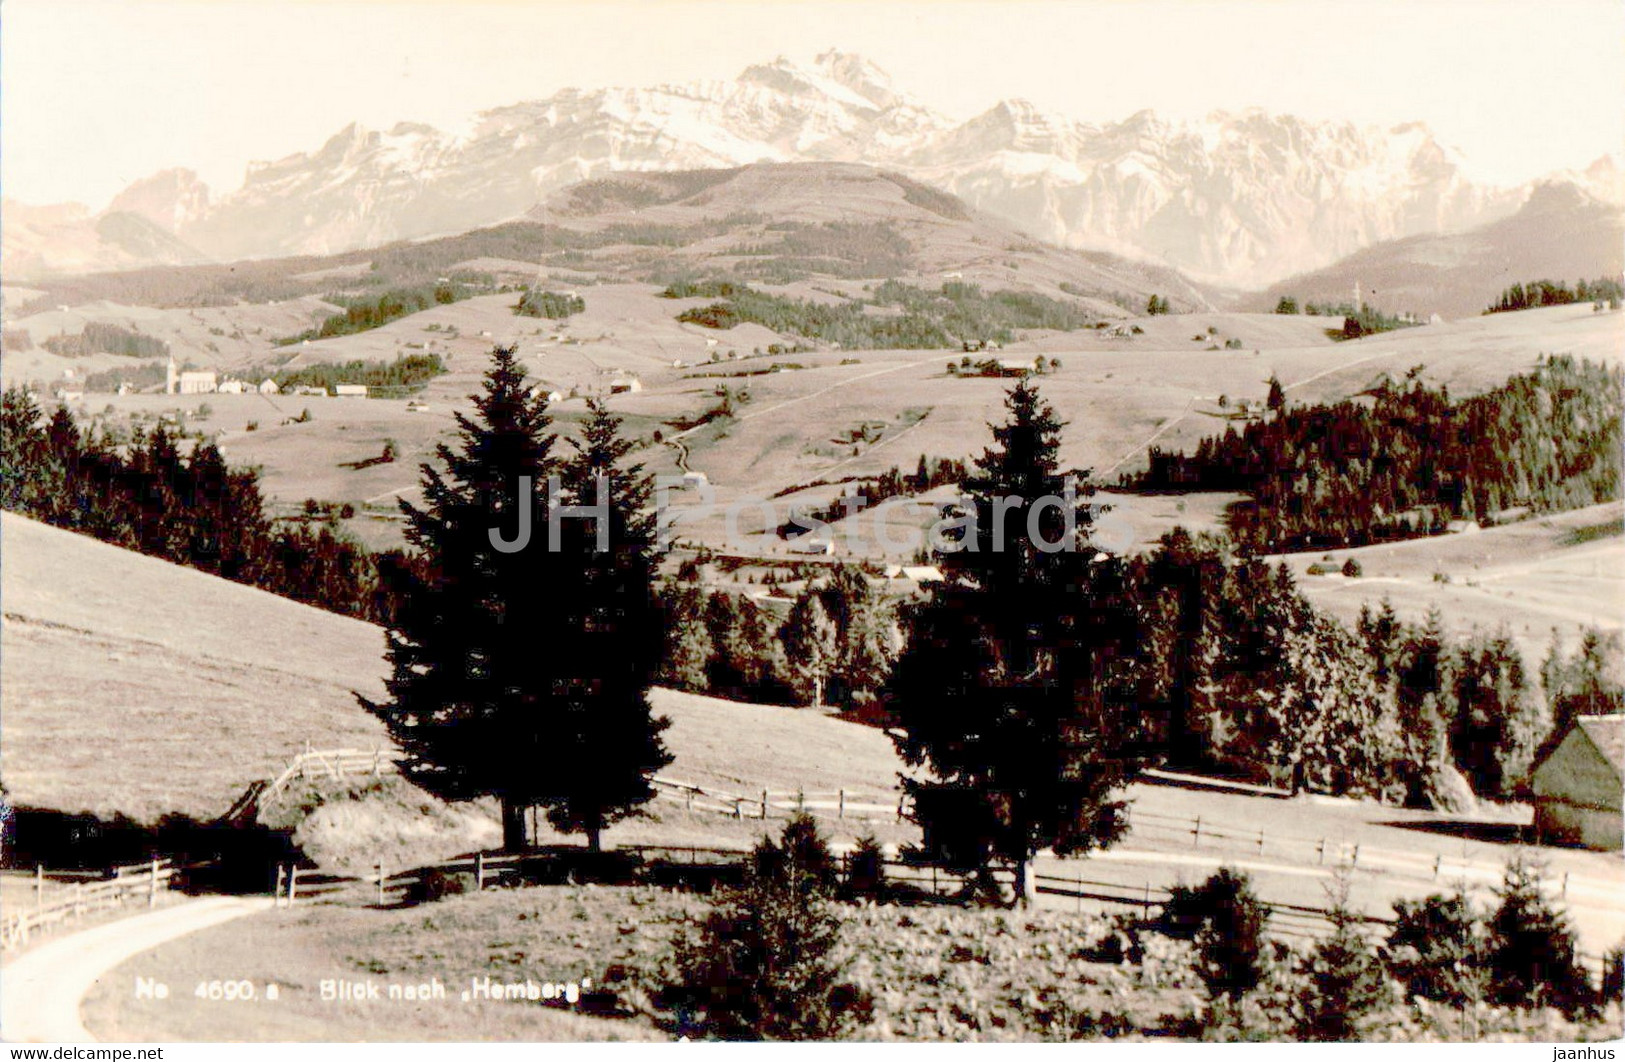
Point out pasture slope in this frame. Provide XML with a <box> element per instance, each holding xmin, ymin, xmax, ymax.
<box><xmin>0</xmin><ymin>512</ymin><xmax>901</xmax><ymax>826</ymax></box>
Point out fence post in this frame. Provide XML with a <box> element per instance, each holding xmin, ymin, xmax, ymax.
<box><xmin>35</xmin><ymin>865</ymin><xmax>43</xmax><ymax>916</ymax></box>
<box><xmin>149</xmin><ymin>857</ymin><xmax>160</xmax><ymax>908</ymax></box>
<box><xmin>476</xmin><ymin>853</ymin><xmax>485</xmax><ymax>892</ymax></box>
<box><xmin>1192</xmin><ymin>816</ymin><xmax>1201</xmax><ymax>848</ymax></box>
<box><xmin>1143</xmin><ymin>881</ymin><xmax>1151</xmax><ymax>920</ymax></box>
<box><xmin>373</xmin><ymin>747</ymin><xmax>383</xmax><ymax>777</ymax></box>
<box><xmin>896</xmin><ymin>794</ymin><xmax>905</xmax><ymax>823</ymax></box>
<box><xmin>1257</xmin><ymin>828</ymin><xmax>1264</xmax><ymax>856</ymax></box>
<box><xmin>288</xmin><ymin>865</ymin><xmax>299</xmax><ymax>906</ymax></box>
<box><xmin>1351</xmin><ymin>844</ymin><xmax>1360</xmax><ymax>868</ymax></box>
<box><xmin>1562</xmin><ymin>872</ymin><xmax>1569</xmax><ymax>899</ymax></box>
<box><xmin>838</xmin><ymin>789</ymin><xmax>846</xmax><ymax>820</ymax></box>
<box><xmin>685</xmin><ymin>789</ymin><xmax>694</xmax><ymax>814</ymax></box>
<box><xmin>761</xmin><ymin>789</ymin><xmax>769</xmax><ymax>820</ymax></box>
<box><xmin>931</xmin><ymin>864</ymin><xmax>938</xmax><ymax>896</ymax></box>
<box><xmin>1317</xmin><ymin>839</ymin><xmax>1326</xmax><ymax>865</ymax></box>
<box><xmin>1076</xmin><ymin>868</ymin><xmax>1083</xmax><ymax>913</ymax></box>
<box><xmin>1433</xmin><ymin>855</ymin><xmax>1442</xmax><ymax>881</ymax></box>
<box><xmin>274</xmin><ymin>864</ymin><xmax>286</xmax><ymax>908</ymax></box>
<box><xmin>733</xmin><ymin>799</ymin><xmax>743</xmax><ymax>820</ymax></box>
<box><xmin>797</xmin><ymin>788</ymin><xmax>805</xmax><ymax>812</ymax></box>
<box><xmin>377</xmin><ymin>862</ymin><xmax>386</xmax><ymax>906</ymax></box>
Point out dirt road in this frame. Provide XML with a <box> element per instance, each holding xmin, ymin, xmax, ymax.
<box><xmin>1</xmin><ymin>896</ymin><xmax>273</xmax><ymax>1042</ymax></box>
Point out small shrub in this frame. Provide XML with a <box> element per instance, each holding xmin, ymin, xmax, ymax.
<box><xmin>1341</xmin><ymin>558</ymin><xmax>1363</xmax><ymax>578</ymax></box>
<box><xmin>666</xmin><ymin>813</ymin><xmax>866</xmax><ymax>1040</ymax></box>
<box><xmin>845</xmin><ymin>833</ymin><xmax>886</xmax><ymax>899</ymax></box>
<box><xmin>411</xmin><ymin>866</ymin><xmax>472</xmax><ymax>903</ymax></box>
<box><xmin>245</xmin><ymin>420</ymin><xmax>259</xmax><ymax>432</ymax></box>
<box><xmin>1293</xmin><ymin>872</ymin><xmax>1391</xmax><ymax>1040</ymax></box>
<box><xmin>1193</xmin><ymin>869</ymin><xmax>1270</xmax><ymax>1000</ymax></box>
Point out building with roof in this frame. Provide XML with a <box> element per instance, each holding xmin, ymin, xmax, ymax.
<box><xmin>1530</xmin><ymin>714</ymin><xmax>1623</xmax><ymax>850</ymax></box>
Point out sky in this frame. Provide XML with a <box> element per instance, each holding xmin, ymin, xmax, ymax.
<box><xmin>3</xmin><ymin>0</ymin><xmax>1623</xmax><ymax>208</ymax></box>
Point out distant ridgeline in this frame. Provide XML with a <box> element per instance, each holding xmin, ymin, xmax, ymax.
<box><xmin>667</xmin><ymin>278</ymin><xmax>1094</xmax><ymax>349</ymax></box>
<box><xmin>275</xmin><ymin>279</ymin><xmax>493</xmax><ymax>345</ymax></box>
<box><xmin>41</xmin><ymin>322</ymin><xmax>170</xmax><ymax>359</ymax></box>
<box><xmin>1133</xmin><ymin>356</ymin><xmax>1624</xmax><ymax>552</ymax></box>
<box><xmin>1484</xmin><ymin>277</ymin><xmax>1624</xmax><ymax>315</ymax></box>
<box><xmin>0</xmin><ymin>387</ymin><xmax>410</xmax><ymax>625</ymax></box>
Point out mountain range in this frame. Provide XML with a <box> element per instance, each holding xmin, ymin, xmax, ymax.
<box><xmin>5</xmin><ymin>50</ymin><xmax>1620</xmax><ymax>288</ymax></box>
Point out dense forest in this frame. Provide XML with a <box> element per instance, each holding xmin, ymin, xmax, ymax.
<box><xmin>1</xmin><ymin>386</ymin><xmax>406</xmax><ymax>623</ymax></box>
<box><xmin>1133</xmin><ymin>355</ymin><xmax>1623</xmax><ymax>551</ymax></box>
<box><xmin>1484</xmin><ymin>277</ymin><xmax>1625</xmax><ymax>315</ymax></box>
<box><xmin>41</xmin><ymin>322</ymin><xmax>171</xmax><ymax>358</ymax></box>
<box><xmin>275</xmin><ymin>280</ymin><xmax>488</xmax><ymax>345</ymax></box>
<box><xmin>271</xmin><ymin>353</ymin><xmax>446</xmax><ymax>395</ymax></box>
<box><xmin>669</xmin><ymin>278</ymin><xmax>1093</xmax><ymax>349</ymax></box>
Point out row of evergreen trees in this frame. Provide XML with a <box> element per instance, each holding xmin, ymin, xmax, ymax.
<box><xmin>1485</xmin><ymin>277</ymin><xmax>1624</xmax><ymax>315</ymax></box>
<box><xmin>1135</xmin><ymin>355</ymin><xmax>1623</xmax><ymax>551</ymax></box>
<box><xmin>1</xmin><ymin>386</ymin><xmax>395</xmax><ymax>621</ymax></box>
<box><xmin>658</xmin><ymin>568</ymin><xmax>899</xmax><ymax>710</ymax></box>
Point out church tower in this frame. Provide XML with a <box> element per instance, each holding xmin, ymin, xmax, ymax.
<box><xmin>166</xmin><ymin>353</ymin><xmax>178</xmax><ymax>395</ymax></box>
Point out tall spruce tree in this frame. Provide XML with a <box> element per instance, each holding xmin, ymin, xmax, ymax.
<box><xmin>541</xmin><ymin>398</ymin><xmax>673</xmax><ymax>850</ymax></box>
<box><xmin>885</xmin><ymin>380</ymin><xmax>1137</xmax><ymax>905</ymax></box>
<box><xmin>366</xmin><ymin>350</ymin><xmax>669</xmax><ymax>851</ymax></box>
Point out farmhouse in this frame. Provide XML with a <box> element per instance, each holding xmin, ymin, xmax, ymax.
<box><xmin>216</xmin><ymin>379</ymin><xmax>248</xmax><ymax>394</ymax></box>
<box><xmin>257</xmin><ymin>378</ymin><xmax>280</xmax><ymax>395</ymax></box>
<box><xmin>333</xmin><ymin>384</ymin><xmax>368</xmax><ymax>397</ymax></box>
<box><xmin>1530</xmin><ymin>714</ymin><xmax>1623</xmax><ymax>850</ymax></box>
<box><xmin>610</xmin><ymin>378</ymin><xmax>643</xmax><ymax>394</ymax></box>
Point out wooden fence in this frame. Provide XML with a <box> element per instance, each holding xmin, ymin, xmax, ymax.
<box><xmin>2</xmin><ymin>859</ymin><xmax>182</xmax><ymax>950</ymax></box>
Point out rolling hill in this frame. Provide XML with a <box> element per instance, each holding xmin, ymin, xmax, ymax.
<box><xmin>0</xmin><ymin>512</ymin><xmax>902</xmax><ymax>825</ymax></box>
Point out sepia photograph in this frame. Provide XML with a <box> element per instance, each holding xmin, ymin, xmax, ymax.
<box><xmin>0</xmin><ymin>0</ymin><xmax>1622</xmax><ymax>1049</ymax></box>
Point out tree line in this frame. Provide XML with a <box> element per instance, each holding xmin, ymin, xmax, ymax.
<box><xmin>1</xmin><ymin>385</ymin><xmax>403</xmax><ymax>623</ymax></box>
<box><xmin>1485</xmin><ymin>277</ymin><xmax>1624</xmax><ymax>315</ymax></box>
<box><xmin>669</xmin><ymin>279</ymin><xmax>1094</xmax><ymax>350</ymax></box>
<box><xmin>42</xmin><ymin>322</ymin><xmax>171</xmax><ymax>359</ymax></box>
<box><xmin>1134</xmin><ymin>355</ymin><xmax>1623</xmax><ymax>551</ymax></box>
<box><xmin>271</xmin><ymin>353</ymin><xmax>446</xmax><ymax>394</ymax></box>
<box><xmin>275</xmin><ymin>280</ymin><xmax>488</xmax><ymax>346</ymax></box>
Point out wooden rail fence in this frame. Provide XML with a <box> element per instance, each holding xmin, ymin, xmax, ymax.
<box><xmin>2</xmin><ymin>859</ymin><xmax>183</xmax><ymax>950</ymax></box>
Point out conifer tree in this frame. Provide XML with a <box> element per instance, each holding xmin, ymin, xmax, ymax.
<box><xmin>885</xmin><ymin>380</ymin><xmax>1136</xmax><ymax>905</ymax></box>
<box><xmin>540</xmin><ymin>398</ymin><xmax>673</xmax><ymax>849</ymax></box>
<box><xmin>366</xmin><ymin>349</ymin><xmax>670</xmax><ymax>852</ymax></box>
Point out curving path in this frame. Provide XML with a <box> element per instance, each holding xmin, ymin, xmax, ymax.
<box><xmin>1</xmin><ymin>896</ymin><xmax>273</xmax><ymax>1043</ymax></box>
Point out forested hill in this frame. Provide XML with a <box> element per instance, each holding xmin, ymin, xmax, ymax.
<box><xmin>1131</xmin><ymin>355</ymin><xmax>1623</xmax><ymax>552</ymax></box>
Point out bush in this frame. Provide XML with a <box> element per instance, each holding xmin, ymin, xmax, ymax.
<box><xmin>1160</xmin><ymin>868</ymin><xmax>1270</xmax><ymax>1000</ymax></box>
<box><xmin>1486</xmin><ymin>856</ymin><xmax>1595</xmax><ymax>1015</ymax></box>
<box><xmin>845</xmin><ymin>833</ymin><xmax>886</xmax><ymax>899</ymax></box>
<box><xmin>410</xmin><ymin>866</ymin><xmax>472</xmax><ymax>903</ymax></box>
<box><xmin>666</xmin><ymin>813</ymin><xmax>866</xmax><ymax>1039</ymax></box>
<box><xmin>1342</xmin><ymin>558</ymin><xmax>1363</xmax><ymax>578</ymax></box>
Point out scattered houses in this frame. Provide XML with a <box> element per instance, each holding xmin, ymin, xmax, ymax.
<box><xmin>1530</xmin><ymin>714</ymin><xmax>1624</xmax><ymax>850</ymax></box>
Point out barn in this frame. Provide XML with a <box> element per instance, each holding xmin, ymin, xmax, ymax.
<box><xmin>1530</xmin><ymin>714</ymin><xmax>1623</xmax><ymax>850</ymax></box>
